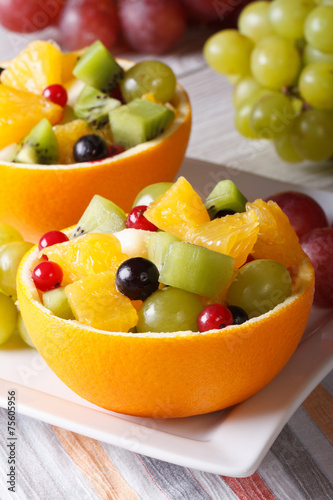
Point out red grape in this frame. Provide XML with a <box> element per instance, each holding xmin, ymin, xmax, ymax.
<box><xmin>0</xmin><ymin>0</ymin><xmax>65</xmax><ymax>33</ymax></box>
<box><xmin>58</xmin><ymin>0</ymin><xmax>119</xmax><ymax>51</ymax></box>
<box><xmin>265</xmin><ymin>191</ymin><xmax>328</xmax><ymax>239</ymax></box>
<box><xmin>180</xmin><ymin>0</ymin><xmax>251</xmax><ymax>25</ymax></box>
<box><xmin>300</xmin><ymin>228</ymin><xmax>333</xmax><ymax>308</ymax></box>
<box><xmin>119</xmin><ymin>0</ymin><xmax>187</xmax><ymax>54</ymax></box>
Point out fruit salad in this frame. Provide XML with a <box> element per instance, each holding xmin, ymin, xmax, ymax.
<box><xmin>0</xmin><ymin>40</ymin><xmax>179</xmax><ymax>165</ymax></box>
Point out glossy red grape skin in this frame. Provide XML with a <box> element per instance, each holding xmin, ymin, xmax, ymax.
<box><xmin>119</xmin><ymin>0</ymin><xmax>187</xmax><ymax>54</ymax></box>
<box><xmin>38</xmin><ymin>231</ymin><xmax>69</xmax><ymax>252</ymax></box>
<box><xmin>0</xmin><ymin>0</ymin><xmax>65</xmax><ymax>33</ymax></box>
<box><xmin>300</xmin><ymin>228</ymin><xmax>333</xmax><ymax>308</ymax></box>
<box><xmin>265</xmin><ymin>191</ymin><xmax>328</xmax><ymax>239</ymax></box>
<box><xmin>126</xmin><ymin>206</ymin><xmax>158</xmax><ymax>232</ymax></box>
<box><xmin>43</xmin><ymin>85</ymin><xmax>68</xmax><ymax>108</ymax></box>
<box><xmin>58</xmin><ymin>0</ymin><xmax>119</xmax><ymax>51</ymax></box>
<box><xmin>32</xmin><ymin>261</ymin><xmax>63</xmax><ymax>292</ymax></box>
<box><xmin>197</xmin><ymin>304</ymin><xmax>233</xmax><ymax>332</ymax></box>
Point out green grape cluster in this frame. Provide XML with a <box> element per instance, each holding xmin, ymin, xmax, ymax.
<box><xmin>204</xmin><ymin>0</ymin><xmax>333</xmax><ymax>164</ymax></box>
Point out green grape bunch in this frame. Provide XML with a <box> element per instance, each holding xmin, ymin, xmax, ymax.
<box><xmin>204</xmin><ymin>0</ymin><xmax>333</xmax><ymax>164</ymax></box>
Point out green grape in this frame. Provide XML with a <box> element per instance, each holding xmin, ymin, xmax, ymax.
<box><xmin>17</xmin><ymin>313</ymin><xmax>34</xmax><ymax>348</ymax></box>
<box><xmin>0</xmin><ymin>292</ymin><xmax>17</xmax><ymax>345</ymax></box>
<box><xmin>238</xmin><ymin>1</ymin><xmax>274</xmax><ymax>43</ymax></box>
<box><xmin>120</xmin><ymin>61</ymin><xmax>177</xmax><ymax>104</ymax></box>
<box><xmin>137</xmin><ymin>287</ymin><xmax>203</xmax><ymax>333</ymax></box>
<box><xmin>227</xmin><ymin>260</ymin><xmax>292</xmax><ymax>318</ymax></box>
<box><xmin>0</xmin><ymin>223</ymin><xmax>22</xmax><ymax>248</ymax></box>
<box><xmin>235</xmin><ymin>89</ymin><xmax>275</xmax><ymax>138</ymax></box>
<box><xmin>291</xmin><ymin>109</ymin><xmax>333</xmax><ymax>160</ymax></box>
<box><xmin>132</xmin><ymin>182</ymin><xmax>173</xmax><ymax>208</ymax></box>
<box><xmin>304</xmin><ymin>6</ymin><xmax>333</xmax><ymax>53</ymax></box>
<box><xmin>299</xmin><ymin>62</ymin><xmax>333</xmax><ymax>109</ymax></box>
<box><xmin>251</xmin><ymin>35</ymin><xmax>301</xmax><ymax>90</ymax></box>
<box><xmin>233</xmin><ymin>76</ymin><xmax>264</xmax><ymax>109</ymax></box>
<box><xmin>269</xmin><ymin>0</ymin><xmax>316</xmax><ymax>40</ymax></box>
<box><xmin>303</xmin><ymin>44</ymin><xmax>333</xmax><ymax>65</ymax></box>
<box><xmin>274</xmin><ymin>133</ymin><xmax>303</xmax><ymax>163</ymax></box>
<box><xmin>250</xmin><ymin>94</ymin><xmax>296</xmax><ymax>139</ymax></box>
<box><xmin>0</xmin><ymin>241</ymin><xmax>33</xmax><ymax>300</ymax></box>
<box><xmin>204</xmin><ymin>30</ymin><xmax>254</xmax><ymax>77</ymax></box>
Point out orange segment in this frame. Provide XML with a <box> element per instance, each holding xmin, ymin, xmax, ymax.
<box><xmin>247</xmin><ymin>199</ymin><xmax>305</xmax><ymax>268</ymax></box>
<box><xmin>145</xmin><ymin>176</ymin><xmax>210</xmax><ymax>237</ymax></box>
<box><xmin>42</xmin><ymin>233</ymin><xmax>127</xmax><ymax>284</ymax></box>
<box><xmin>61</xmin><ymin>51</ymin><xmax>80</xmax><ymax>83</ymax></box>
<box><xmin>65</xmin><ymin>271</ymin><xmax>138</xmax><ymax>333</ymax></box>
<box><xmin>184</xmin><ymin>211</ymin><xmax>259</xmax><ymax>268</ymax></box>
<box><xmin>0</xmin><ymin>85</ymin><xmax>63</xmax><ymax>148</ymax></box>
<box><xmin>1</xmin><ymin>41</ymin><xmax>62</xmax><ymax>94</ymax></box>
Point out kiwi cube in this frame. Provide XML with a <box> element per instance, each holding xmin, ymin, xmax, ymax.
<box><xmin>109</xmin><ymin>99</ymin><xmax>175</xmax><ymax>149</ymax></box>
<box><xmin>205</xmin><ymin>180</ymin><xmax>248</xmax><ymax>219</ymax></box>
<box><xmin>160</xmin><ymin>242</ymin><xmax>235</xmax><ymax>298</ymax></box>
<box><xmin>13</xmin><ymin>118</ymin><xmax>59</xmax><ymax>165</ymax></box>
<box><xmin>73</xmin><ymin>41</ymin><xmax>124</xmax><ymax>94</ymax></box>
<box><xmin>43</xmin><ymin>287</ymin><xmax>74</xmax><ymax>320</ymax></box>
<box><xmin>147</xmin><ymin>232</ymin><xmax>180</xmax><ymax>272</ymax></box>
<box><xmin>72</xmin><ymin>194</ymin><xmax>126</xmax><ymax>238</ymax></box>
<box><xmin>74</xmin><ymin>85</ymin><xmax>121</xmax><ymax>129</ymax></box>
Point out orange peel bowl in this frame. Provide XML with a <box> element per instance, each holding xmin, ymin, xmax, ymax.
<box><xmin>0</xmin><ymin>61</ymin><xmax>191</xmax><ymax>243</ymax></box>
<box><xmin>17</xmin><ymin>245</ymin><xmax>314</xmax><ymax>419</ymax></box>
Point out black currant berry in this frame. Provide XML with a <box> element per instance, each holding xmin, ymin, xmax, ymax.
<box><xmin>116</xmin><ymin>258</ymin><xmax>159</xmax><ymax>301</ymax></box>
<box><xmin>73</xmin><ymin>134</ymin><xmax>108</xmax><ymax>163</ymax></box>
<box><xmin>227</xmin><ymin>305</ymin><xmax>249</xmax><ymax>325</ymax></box>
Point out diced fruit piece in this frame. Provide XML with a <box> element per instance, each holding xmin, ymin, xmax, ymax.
<box><xmin>300</xmin><ymin>228</ymin><xmax>333</xmax><ymax>308</ymax></box>
<box><xmin>204</xmin><ymin>180</ymin><xmax>248</xmax><ymax>219</ymax></box>
<box><xmin>116</xmin><ymin>257</ymin><xmax>159</xmax><ymax>300</ymax></box>
<box><xmin>74</xmin><ymin>85</ymin><xmax>121</xmax><ymax>129</ymax></box>
<box><xmin>113</xmin><ymin>229</ymin><xmax>150</xmax><ymax>259</ymax></box>
<box><xmin>109</xmin><ymin>98</ymin><xmax>175</xmax><ymax>149</ymax></box>
<box><xmin>72</xmin><ymin>194</ymin><xmax>126</xmax><ymax>238</ymax></box>
<box><xmin>160</xmin><ymin>242</ymin><xmax>234</xmax><ymax>298</ymax></box>
<box><xmin>137</xmin><ymin>287</ymin><xmax>203</xmax><ymax>333</ymax></box>
<box><xmin>145</xmin><ymin>177</ymin><xmax>210</xmax><ymax>237</ymax></box>
<box><xmin>0</xmin><ymin>292</ymin><xmax>17</xmax><ymax>345</ymax></box>
<box><xmin>227</xmin><ymin>305</ymin><xmax>249</xmax><ymax>325</ymax></box>
<box><xmin>227</xmin><ymin>259</ymin><xmax>292</xmax><ymax>318</ymax></box>
<box><xmin>126</xmin><ymin>206</ymin><xmax>158</xmax><ymax>232</ymax></box>
<box><xmin>73</xmin><ymin>134</ymin><xmax>108</xmax><ymax>163</ymax></box>
<box><xmin>184</xmin><ymin>210</ymin><xmax>259</xmax><ymax>269</ymax></box>
<box><xmin>65</xmin><ymin>270</ymin><xmax>138</xmax><ymax>332</ymax></box>
<box><xmin>132</xmin><ymin>182</ymin><xmax>173</xmax><ymax>207</ymax></box>
<box><xmin>197</xmin><ymin>304</ymin><xmax>234</xmax><ymax>332</ymax></box>
<box><xmin>0</xmin><ymin>241</ymin><xmax>33</xmax><ymax>300</ymax></box>
<box><xmin>147</xmin><ymin>232</ymin><xmax>180</xmax><ymax>272</ymax></box>
<box><xmin>17</xmin><ymin>313</ymin><xmax>34</xmax><ymax>347</ymax></box>
<box><xmin>0</xmin><ymin>85</ymin><xmax>63</xmax><ymax>149</ymax></box>
<box><xmin>42</xmin><ymin>233</ymin><xmax>127</xmax><ymax>284</ymax></box>
<box><xmin>0</xmin><ymin>224</ymin><xmax>22</xmax><ymax>247</ymax></box>
<box><xmin>12</xmin><ymin>118</ymin><xmax>60</xmax><ymax>165</ymax></box>
<box><xmin>1</xmin><ymin>41</ymin><xmax>62</xmax><ymax>94</ymax></box>
<box><xmin>43</xmin><ymin>287</ymin><xmax>75</xmax><ymax>320</ymax></box>
<box><xmin>61</xmin><ymin>51</ymin><xmax>80</xmax><ymax>83</ymax></box>
<box><xmin>265</xmin><ymin>191</ymin><xmax>329</xmax><ymax>239</ymax></box>
<box><xmin>39</xmin><ymin>231</ymin><xmax>69</xmax><ymax>252</ymax></box>
<box><xmin>73</xmin><ymin>40</ymin><xmax>124</xmax><ymax>93</ymax></box>
<box><xmin>247</xmin><ymin>199</ymin><xmax>305</xmax><ymax>268</ymax></box>
<box><xmin>43</xmin><ymin>84</ymin><xmax>68</xmax><ymax>108</ymax></box>
<box><xmin>120</xmin><ymin>61</ymin><xmax>177</xmax><ymax>103</ymax></box>
<box><xmin>32</xmin><ymin>261</ymin><xmax>63</xmax><ymax>292</ymax></box>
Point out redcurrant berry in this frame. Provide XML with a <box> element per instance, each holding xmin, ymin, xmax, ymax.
<box><xmin>126</xmin><ymin>205</ymin><xmax>158</xmax><ymax>232</ymax></box>
<box><xmin>32</xmin><ymin>261</ymin><xmax>63</xmax><ymax>292</ymax></box>
<box><xmin>42</xmin><ymin>84</ymin><xmax>68</xmax><ymax>108</ymax></box>
<box><xmin>197</xmin><ymin>304</ymin><xmax>233</xmax><ymax>332</ymax></box>
<box><xmin>108</xmin><ymin>144</ymin><xmax>125</xmax><ymax>158</ymax></box>
<box><xmin>38</xmin><ymin>231</ymin><xmax>69</xmax><ymax>252</ymax></box>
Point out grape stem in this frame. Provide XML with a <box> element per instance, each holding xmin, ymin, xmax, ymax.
<box><xmin>282</xmin><ymin>85</ymin><xmax>312</xmax><ymax>111</ymax></box>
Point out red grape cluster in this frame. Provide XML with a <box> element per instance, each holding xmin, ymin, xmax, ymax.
<box><xmin>266</xmin><ymin>191</ymin><xmax>333</xmax><ymax>308</ymax></box>
<box><xmin>0</xmin><ymin>0</ymin><xmax>248</xmax><ymax>54</ymax></box>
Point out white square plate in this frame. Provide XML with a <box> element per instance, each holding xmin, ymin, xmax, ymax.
<box><xmin>0</xmin><ymin>158</ymin><xmax>332</xmax><ymax>477</ymax></box>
